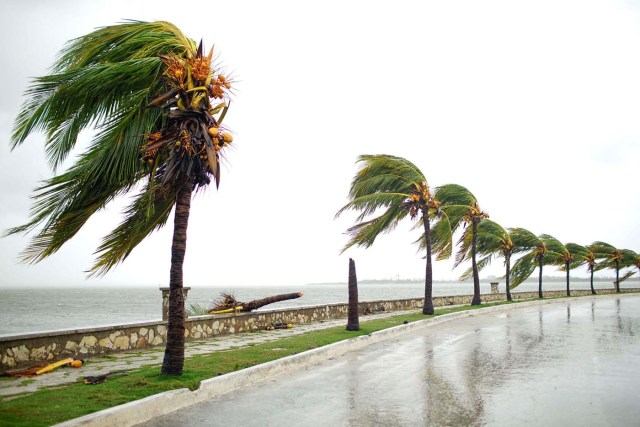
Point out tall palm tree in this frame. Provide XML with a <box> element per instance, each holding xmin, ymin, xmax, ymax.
<box><xmin>6</xmin><ymin>21</ymin><xmax>234</xmax><ymax>376</ymax></box>
<box><xmin>434</xmin><ymin>184</ymin><xmax>488</xmax><ymax>305</ymax></box>
<box><xmin>336</xmin><ymin>155</ymin><xmax>451</xmax><ymax>315</ymax></box>
<box><xmin>542</xmin><ymin>236</ymin><xmax>573</xmax><ymax>296</ymax></box>
<box><xmin>565</xmin><ymin>243</ymin><xmax>597</xmax><ymax>295</ymax></box>
<box><xmin>510</xmin><ymin>230</ymin><xmax>563</xmax><ymax>298</ymax></box>
<box><xmin>457</xmin><ymin>220</ymin><xmax>515</xmax><ymax>301</ymax></box>
<box><xmin>590</xmin><ymin>242</ymin><xmax>624</xmax><ymax>293</ymax></box>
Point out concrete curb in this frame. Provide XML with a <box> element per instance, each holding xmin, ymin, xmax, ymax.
<box><xmin>56</xmin><ymin>294</ymin><xmax>630</xmax><ymax>426</ymax></box>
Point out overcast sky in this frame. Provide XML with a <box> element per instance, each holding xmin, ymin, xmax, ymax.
<box><xmin>0</xmin><ymin>0</ymin><xmax>638</xmax><ymax>288</ymax></box>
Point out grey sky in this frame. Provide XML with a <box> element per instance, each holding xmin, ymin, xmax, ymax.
<box><xmin>1</xmin><ymin>0</ymin><xmax>639</xmax><ymax>288</ymax></box>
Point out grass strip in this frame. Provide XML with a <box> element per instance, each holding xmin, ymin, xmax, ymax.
<box><xmin>0</xmin><ymin>299</ymin><xmax>523</xmax><ymax>426</ymax></box>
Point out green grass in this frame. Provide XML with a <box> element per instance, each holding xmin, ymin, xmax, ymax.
<box><xmin>0</xmin><ymin>299</ymin><xmax>518</xmax><ymax>426</ymax></box>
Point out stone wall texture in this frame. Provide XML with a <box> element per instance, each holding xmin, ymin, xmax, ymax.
<box><xmin>1</xmin><ymin>288</ymin><xmax>634</xmax><ymax>370</ymax></box>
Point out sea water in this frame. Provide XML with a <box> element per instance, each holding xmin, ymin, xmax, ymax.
<box><xmin>0</xmin><ymin>280</ymin><xmax>620</xmax><ymax>335</ymax></box>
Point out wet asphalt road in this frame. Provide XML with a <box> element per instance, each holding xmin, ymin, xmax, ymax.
<box><xmin>142</xmin><ymin>295</ymin><xmax>640</xmax><ymax>426</ymax></box>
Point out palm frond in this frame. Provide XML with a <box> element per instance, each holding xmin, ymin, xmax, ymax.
<box><xmin>337</xmin><ymin>154</ymin><xmax>427</xmax><ymax>253</ymax></box>
<box><xmin>459</xmin><ymin>254</ymin><xmax>493</xmax><ymax>281</ymax></box>
<box><xmin>508</xmin><ymin>227</ymin><xmax>540</xmax><ymax>253</ymax></box>
<box><xmin>340</xmin><ymin>202</ymin><xmax>408</xmax><ymax>253</ymax></box>
<box><xmin>88</xmin><ymin>179</ymin><xmax>183</xmax><ymax>276</ymax></box>
<box><xmin>510</xmin><ymin>252</ymin><xmax>537</xmax><ymax>288</ymax></box>
<box><xmin>588</xmin><ymin>241</ymin><xmax>617</xmax><ymax>257</ymax></box>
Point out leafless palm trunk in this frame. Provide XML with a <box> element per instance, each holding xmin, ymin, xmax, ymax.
<box><xmin>161</xmin><ymin>179</ymin><xmax>192</xmax><ymax>376</ymax></box>
<box><xmin>590</xmin><ymin>267</ymin><xmax>596</xmax><ymax>295</ymax></box>
<box><xmin>243</xmin><ymin>293</ymin><xmax>304</xmax><ymax>311</ymax></box>
<box><xmin>346</xmin><ymin>258</ymin><xmax>360</xmax><ymax>331</ymax></box>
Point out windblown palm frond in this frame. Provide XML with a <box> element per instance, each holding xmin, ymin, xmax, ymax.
<box><xmin>336</xmin><ymin>155</ymin><xmax>427</xmax><ymax>252</ymax></box>
<box><xmin>565</xmin><ymin>243</ymin><xmax>594</xmax><ymax>270</ymax></box>
<box><xmin>508</xmin><ymin>228</ymin><xmax>550</xmax><ymax>288</ymax></box>
<box><xmin>510</xmin><ymin>252</ymin><xmax>538</xmax><ymax>288</ymax></box>
<box><xmin>620</xmin><ymin>249</ymin><xmax>639</xmax><ymax>284</ymax></box>
<box><xmin>457</xmin><ymin>220</ymin><xmax>510</xmax><ymax>278</ymax></box>
<box><xmin>433</xmin><ymin>184</ymin><xmax>478</xmax><ymax>233</ymax></box>
<box><xmin>539</xmin><ymin>234</ymin><xmax>568</xmax><ymax>266</ymax></box>
<box><xmin>508</xmin><ymin>228</ymin><xmax>540</xmax><ymax>253</ymax></box>
<box><xmin>7</xmin><ymin>20</ymin><xmax>233</xmax><ymax>276</ymax></box>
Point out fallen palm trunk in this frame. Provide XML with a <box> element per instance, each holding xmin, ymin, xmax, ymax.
<box><xmin>209</xmin><ymin>292</ymin><xmax>303</xmax><ymax>313</ymax></box>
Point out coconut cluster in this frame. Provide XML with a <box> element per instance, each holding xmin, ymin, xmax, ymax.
<box><xmin>139</xmin><ymin>42</ymin><xmax>233</xmax><ymax>188</ymax></box>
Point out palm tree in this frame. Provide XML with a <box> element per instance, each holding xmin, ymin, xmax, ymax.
<box><xmin>335</xmin><ymin>155</ymin><xmax>451</xmax><ymax>315</ymax></box>
<box><xmin>457</xmin><ymin>220</ymin><xmax>516</xmax><ymax>301</ymax></box>
<box><xmin>542</xmin><ymin>236</ymin><xmax>573</xmax><ymax>296</ymax></box>
<box><xmin>590</xmin><ymin>242</ymin><xmax>624</xmax><ymax>293</ymax></box>
<box><xmin>434</xmin><ymin>184</ymin><xmax>488</xmax><ymax>305</ymax></box>
<box><xmin>565</xmin><ymin>243</ymin><xmax>597</xmax><ymax>295</ymax></box>
<box><xmin>510</xmin><ymin>230</ymin><xmax>563</xmax><ymax>298</ymax></box>
<box><xmin>6</xmin><ymin>21</ymin><xmax>234</xmax><ymax>376</ymax></box>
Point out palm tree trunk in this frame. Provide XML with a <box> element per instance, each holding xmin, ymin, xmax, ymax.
<box><xmin>346</xmin><ymin>258</ymin><xmax>360</xmax><ymax>331</ymax></box>
<box><xmin>538</xmin><ymin>257</ymin><xmax>544</xmax><ymax>299</ymax></box>
<box><xmin>422</xmin><ymin>214</ymin><xmax>434</xmax><ymax>315</ymax></box>
<box><xmin>161</xmin><ymin>179</ymin><xmax>192</xmax><ymax>376</ymax></box>
<box><xmin>565</xmin><ymin>262</ymin><xmax>570</xmax><ymax>297</ymax></box>
<box><xmin>505</xmin><ymin>254</ymin><xmax>512</xmax><ymax>302</ymax></box>
<box><xmin>590</xmin><ymin>267</ymin><xmax>596</xmax><ymax>295</ymax></box>
<box><xmin>471</xmin><ymin>221</ymin><xmax>481</xmax><ymax>306</ymax></box>
<box><xmin>615</xmin><ymin>260</ymin><xmax>620</xmax><ymax>293</ymax></box>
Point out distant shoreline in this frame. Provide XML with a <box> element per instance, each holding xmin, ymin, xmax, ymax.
<box><xmin>306</xmin><ymin>277</ymin><xmax>621</xmax><ymax>286</ymax></box>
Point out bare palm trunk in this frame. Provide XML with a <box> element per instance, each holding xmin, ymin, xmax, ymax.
<box><xmin>471</xmin><ymin>221</ymin><xmax>481</xmax><ymax>306</ymax></box>
<box><xmin>615</xmin><ymin>260</ymin><xmax>620</xmax><ymax>293</ymax></box>
<box><xmin>161</xmin><ymin>179</ymin><xmax>192</xmax><ymax>376</ymax></box>
<box><xmin>590</xmin><ymin>267</ymin><xmax>596</xmax><ymax>295</ymax></box>
<box><xmin>538</xmin><ymin>256</ymin><xmax>544</xmax><ymax>299</ymax></box>
<box><xmin>422</xmin><ymin>214</ymin><xmax>434</xmax><ymax>315</ymax></box>
<box><xmin>565</xmin><ymin>262</ymin><xmax>570</xmax><ymax>297</ymax></box>
<box><xmin>505</xmin><ymin>254</ymin><xmax>512</xmax><ymax>302</ymax></box>
<box><xmin>346</xmin><ymin>258</ymin><xmax>360</xmax><ymax>331</ymax></box>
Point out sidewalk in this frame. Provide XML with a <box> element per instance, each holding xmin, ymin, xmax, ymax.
<box><xmin>0</xmin><ymin>310</ymin><xmax>412</xmax><ymax>399</ymax></box>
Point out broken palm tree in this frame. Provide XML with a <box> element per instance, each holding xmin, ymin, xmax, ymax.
<box><xmin>346</xmin><ymin>258</ymin><xmax>360</xmax><ymax>331</ymax></box>
<box><xmin>209</xmin><ymin>292</ymin><xmax>304</xmax><ymax>314</ymax></box>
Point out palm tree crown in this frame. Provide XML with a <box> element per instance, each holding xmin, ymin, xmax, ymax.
<box><xmin>433</xmin><ymin>184</ymin><xmax>488</xmax><ymax>305</ymax></box>
<box><xmin>457</xmin><ymin>219</ymin><xmax>515</xmax><ymax>301</ymax></box>
<box><xmin>8</xmin><ymin>21</ymin><xmax>232</xmax><ymax>274</ymax></box>
<box><xmin>590</xmin><ymin>241</ymin><xmax>625</xmax><ymax>293</ymax></box>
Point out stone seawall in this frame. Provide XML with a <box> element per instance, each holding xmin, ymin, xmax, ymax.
<box><xmin>0</xmin><ymin>289</ymin><xmax>632</xmax><ymax>370</ymax></box>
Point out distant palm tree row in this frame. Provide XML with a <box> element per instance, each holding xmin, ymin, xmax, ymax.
<box><xmin>337</xmin><ymin>155</ymin><xmax>639</xmax><ymax>314</ymax></box>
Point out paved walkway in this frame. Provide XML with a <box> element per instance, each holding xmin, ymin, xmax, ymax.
<box><xmin>0</xmin><ymin>310</ymin><xmax>413</xmax><ymax>399</ymax></box>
